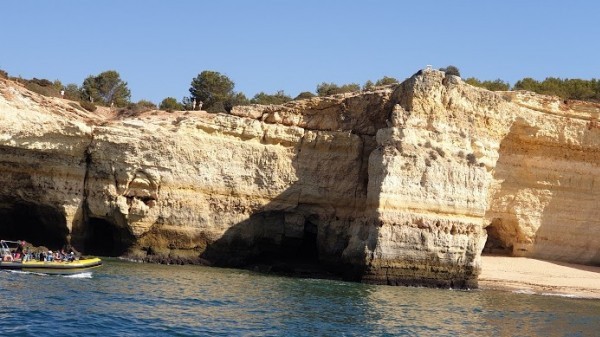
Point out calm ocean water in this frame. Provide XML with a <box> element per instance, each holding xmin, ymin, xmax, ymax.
<box><xmin>1</xmin><ymin>259</ymin><xmax>599</xmax><ymax>336</ymax></box>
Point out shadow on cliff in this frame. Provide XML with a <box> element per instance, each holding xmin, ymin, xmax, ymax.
<box><xmin>0</xmin><ymin>146</ymin><xmax>70</xmax><ymax>248</ymax></box>
<box><xmin>482</xmin><ymin>119</ymin><xmax>530</xmax><ymax>256</ymax></box>
<box><xmin>196</xmin><ymin>133</ymin><xmax>379</xmax><ymax>281</ymax></box>
<box><xmin>484</xmin><ymin>116</ymin><xmax>600</xmax><ymax>267</ymax></box>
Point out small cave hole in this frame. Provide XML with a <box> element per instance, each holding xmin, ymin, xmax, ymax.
<box><xmin>483</xmin><ymin>220</ymin><xmax>512</xmax><ymax>255</ymax></box>
<box><xmin>299</xmin><ymin>220</ymin><xmax>319</xmax><ymax>262</ymax></box>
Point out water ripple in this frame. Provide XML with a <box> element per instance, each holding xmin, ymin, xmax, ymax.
<box><xmin>1</xmin><ymin>260</ymin><xmax>599</xmax><ymax>336</ymax></box>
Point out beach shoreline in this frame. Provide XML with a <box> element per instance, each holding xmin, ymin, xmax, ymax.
<box><xmin>479</xmin><ymin>255</ymin><xmax>600</xmax><ymax>299</ymax></box>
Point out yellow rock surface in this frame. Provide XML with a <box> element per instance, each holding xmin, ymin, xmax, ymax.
<box><xmin>0</xmin><ymin>69</ymin><xmax>598</xmax><ymax>287</ymax></box>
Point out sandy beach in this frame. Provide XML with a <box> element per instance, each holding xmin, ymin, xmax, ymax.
<box><xmin>479</xmin><ymin>255</ymin><xmax>600</xmax><ymax>299</ymax></box>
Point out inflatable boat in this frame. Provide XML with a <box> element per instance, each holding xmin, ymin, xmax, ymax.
<box><xmin>0</xmin><ymin>240</ymin><xmax>102</xmax><ymax>275</ymax></box>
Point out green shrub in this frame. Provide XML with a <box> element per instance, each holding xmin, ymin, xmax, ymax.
<box><xmin>295</xmin><ymin>91</ymin><xmax>316</xmax><ymax>100</ymax></box>
<box><xmin>316</xmin><ymin>82</ymin><xmax>360</xmax><ymax>96</ymax></box>
<box><xmin>294</xmin><ymin>91</ymin><xmax>316</xmax><ymax>100</ymax></box>
<box><xmin>79</xmin><ymin>100</ymin><xmax>97</xmax><ymax>112</ymax></box>
<box><xmin>440</xmin><ymin>65</ymin><xmax>461</xmax><ymax>77</ymax></box>
<box><xmin>362</xmin><ymin>80</ymin><xmax>375</xmax><ymax>91</ymax></box>
<box><xmin>134</xmin><ymin>100</ymin><xmax>157</xmax><ymax>111</ymax></box>
<box><xmin>250</xmin><ymin>91</ymin><xmax>292</xmax><ymax>105</ymax></box>
<box><xmin>63</xmin><ymin>83</ymin><xmax>82</xmax><ymax>100</ymax></box>
<box><xmin>207</xmin><ymin>101</ymin><xmax>226</xmax><ymax>113</ymax></box>
<box><xmin>25</xmin><ymin>81</ymin><xmax>60</xmax><ymax>97</ymax></box>
<box><xmin>375</xmin><ymin>76</ymin><xmax>399</xmax><ymax>86</ymax></box>
<box><xmin>29</xmin><ymin>78</ymin><xmax>53</xmax><ymax>87</ymax></box>
<box><xmin>465</xmin><ymin>78</ymin><xmax>510</xmax><ymax>91</ymax></box>
<box><xmin>159</xmin><ymin>97</ymin><xmax>183</xmax><ymax>112</ymax></box>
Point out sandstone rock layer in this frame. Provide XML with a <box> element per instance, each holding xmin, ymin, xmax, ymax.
<box><xmin>0</xmin><ymin>69</ymin><xmax>598</xmax><ymax>288</ymax></box>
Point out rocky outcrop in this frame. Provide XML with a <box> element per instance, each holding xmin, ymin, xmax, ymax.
<box><xmin>0</xmin><ymin>69</ymin><xmax>598</xmax><ymax>288</ymax></box>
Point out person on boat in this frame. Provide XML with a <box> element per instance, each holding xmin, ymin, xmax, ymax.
<box><xmin>46</xmin><ymin>250</ymin><xmax>54</xmax><ymax>262</ymax></box>
<box><xmin>13</xmin><ymin>241</ymin><xmax>24</xmax><ymax>260</ymax></box>
<box><xmin>61</xmin><ymin>244</ymin><xmax>79</xmax><ymax>261</ymax></box>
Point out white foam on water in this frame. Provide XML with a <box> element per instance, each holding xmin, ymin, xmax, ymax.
<box><xmin>512</xmin><ymin>289</ymin><xmax>536</xmax><ymax>295</ymax></box>
<box><xmin>512</xmin><ymin>288</ymin><xmax>591</xmax><ymax>299</ymax></box>
<box><xmin>540</xmin><ymin>292</ymin><xmax>586</xmax><ymax>299</ymax></box>
<box><xmin>5</xmin><ymin>270</ymin><xmax>46</xmax><ymax>276</ymax></box>
<box><xmin>63</xmin><ymin>272</ymin><xmax>93</xmax><ymax>279</ymax></box>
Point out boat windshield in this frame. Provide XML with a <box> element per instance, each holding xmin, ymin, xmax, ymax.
<box><xmin>1</xmin><ymin>240</ymin><xmax>21</xmax><ymax>260</ymax></box>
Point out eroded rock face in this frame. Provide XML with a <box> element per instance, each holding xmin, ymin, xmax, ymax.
<box><xmin>0</xmin><ymin>69</ymin><xmax>598</xmax><ymax>288</ymax></box>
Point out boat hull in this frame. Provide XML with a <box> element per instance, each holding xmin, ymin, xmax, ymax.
<box><xmin>0</xmin><ymin>257</ymin><xmax>102</xmax><ymax>275</ymax></box>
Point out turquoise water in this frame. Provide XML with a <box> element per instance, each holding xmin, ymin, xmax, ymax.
<box><xmin>1</xmin><ymin>259</ymin><xmax>599</xmax><ymax>336</ymax></box>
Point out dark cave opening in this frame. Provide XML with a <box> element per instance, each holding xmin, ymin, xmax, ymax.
<box><xmin>0</xmin><ymin>201</ymin><xmax>68</xmax><ymax>249</ymax></box>
<box><xmin>298</xmin><ymin>219</ymin><xmax>319</xmax><ymax>261</ymax></box>
<box><xmin>250</xmin><ymin>212</ymin><xmax>326</xmax><ymax>278</ymax></box>
<box><xmin>483</xmin><ymin>219</ymin><xmax>512</xmax><ymax>255</ymax></box>
<box><xmin>82</xmin><ymin>217</ymin><xmax>135</xmax><ymax>256</ymax></box>
<box><xmin>254</xmin><ymin>213</ymin><xmax>320</xmax><ymax>263</ymax></box>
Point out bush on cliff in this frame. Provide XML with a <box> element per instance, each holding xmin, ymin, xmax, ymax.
<box><xmin>514</xmin><ymin>77</ymin><xmax>600</xmax><ymax>101</ymax></box>
<box><xmin>0</xmin><ymin>69</ymin><xmax>8</xmax><ymax>79</ymax></box>
<box><xmin>63</xmin><ymin>83</ymin><xmax>82</xmax><ymax>100</ymax></box>
<box><xmin>375</xmin><ymin>76</ymin><xmax>399</xmax><ymax>86</ymax></box>
<box><xmin>134</xmin><ymin>100</ymin><xmax>157</xmax><ymax>110</ymax></box>
<box><xmin>294</xmin><ymin>91</ymin><xmax>316</xmax><ymax>100</ymax></box>
<box><xmin>363</xmin><ymin>76</ymin><xmax>400</xmax><ymax>91</ymax></box>
<box><xmin>116</xmin><ymin>100</ymin><xmax>156</xmax><ymax>117</ymax></box>
<box><xmin>79</xmin><ymin>100</ymin><xmax>97</xmax><ymax>112</ymax></box>
<box><xmin>159</xmin><ymin>97</ymin><xmax>183</xmax><ymax>112</ymax></box>
<box><xmin>188</xmin><ymin>70</ymin><xmax>248</xmax><ymax>113</ymax></box>
<box><xmin>250</xmin><ymin>90</ymin><xmax>292</xmax><ymax>105</ymax></box>
<box><xmin>440</xmin><ymin>65</ymin><xmax>461</xmax><ymax>77</ymax></box>
<box><xmin>316</xmin><ymin>82</ymin><xmax>360</xmax><ymax>96</ymax></box>
<box><xmin>81</xmin><ymin>70</ymin><xmax>131</xmax><ymax>107</ymax></box>
<box><xmin>465</xmin><ymin>78</ymin><xmax>510</xmax><ymax>91</ymax></box>
<box><xmin>24</xmin><ymin>78</ymin><xmax>63</xmax><ymax>97</ymax></box>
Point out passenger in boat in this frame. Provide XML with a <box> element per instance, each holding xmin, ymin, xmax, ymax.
<box><xmin>61</xmin><ymin>244</ymin><xmax>79</xmax><ymax>262</ymax></box>
<box><xmin>13</xmin><ymin>241</ymin><xmax>25</xmax><ymax>260</ymax></box>
<box><xmin>46</xmin><ymin>251</ymin><xmax>54</xmax><ymax>262</ymax></box>
<box><xmin>55</xmin><ymin>250</ymin><xmax>66</xmax><ymax>261</ymax></box>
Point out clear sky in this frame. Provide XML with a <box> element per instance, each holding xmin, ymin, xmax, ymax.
<box><xmin>2</xmin><ymin>0</ymin><xmax>599</xmax><ymax>104</ymax></box>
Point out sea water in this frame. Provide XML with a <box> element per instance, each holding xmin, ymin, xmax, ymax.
<box><xmin>1</xmin><ymin>259</ymin><xmax>599</xmax><ymax>336</ymax></box>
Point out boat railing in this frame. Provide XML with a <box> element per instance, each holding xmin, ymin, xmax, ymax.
<box><xmin>1</xmin><ymin>240</ymin><xmax>14</xmax><ymax>260</ymax></box>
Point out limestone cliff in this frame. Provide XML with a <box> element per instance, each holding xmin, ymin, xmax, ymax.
<box><xmin>0</xmin><ymin>69</ymin><xmax>598</xmax><ymax>288</ymax></box>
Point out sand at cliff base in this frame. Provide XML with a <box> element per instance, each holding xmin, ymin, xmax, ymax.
<box><xmin>479</xmin><ymin>256</ymin><xmax>600</xmax><ymax>299</ymax></box>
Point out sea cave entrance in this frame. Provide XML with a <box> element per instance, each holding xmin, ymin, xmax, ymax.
<box><xmin>80</xmin><ymin>217</ymin><xmax>135</xmax><ymax>256</ymax></box>
<box><xmin>250</xmin><ymin>212</ymin><xmax>323</xmax><ymax>276</ymax></box>
<box><xmin>0</xmin><ymin>200</ymin><xmax>69</xmax><ymax>249</ymax></box>
<box><xmin>483</xmin><ymin>218</ymin><xmax>512</xmax><ymax>255</ymax></box>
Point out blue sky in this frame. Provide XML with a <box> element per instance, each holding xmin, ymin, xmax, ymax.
<box><xmin>2</xmin><ymin>0</ymin><xmax>599</xmax><ymax>104</ymax></box>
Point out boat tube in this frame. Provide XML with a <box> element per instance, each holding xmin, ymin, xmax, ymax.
<box><xmin>0</xmin><ymin>240</ymin><xmax>102</xmax><ymax>275</ymax></box>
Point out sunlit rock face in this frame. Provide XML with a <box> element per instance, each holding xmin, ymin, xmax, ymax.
<box><xmin>0</xmin><ymin>69</ymin><xmax>598</xmax><ymax>288</ymax></box>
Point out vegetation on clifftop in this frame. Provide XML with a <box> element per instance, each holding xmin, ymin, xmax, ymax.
<box><xmin>2</xmin><ymin>65</ymin><xmax>600</xmax><ymax>113</ymax></box>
